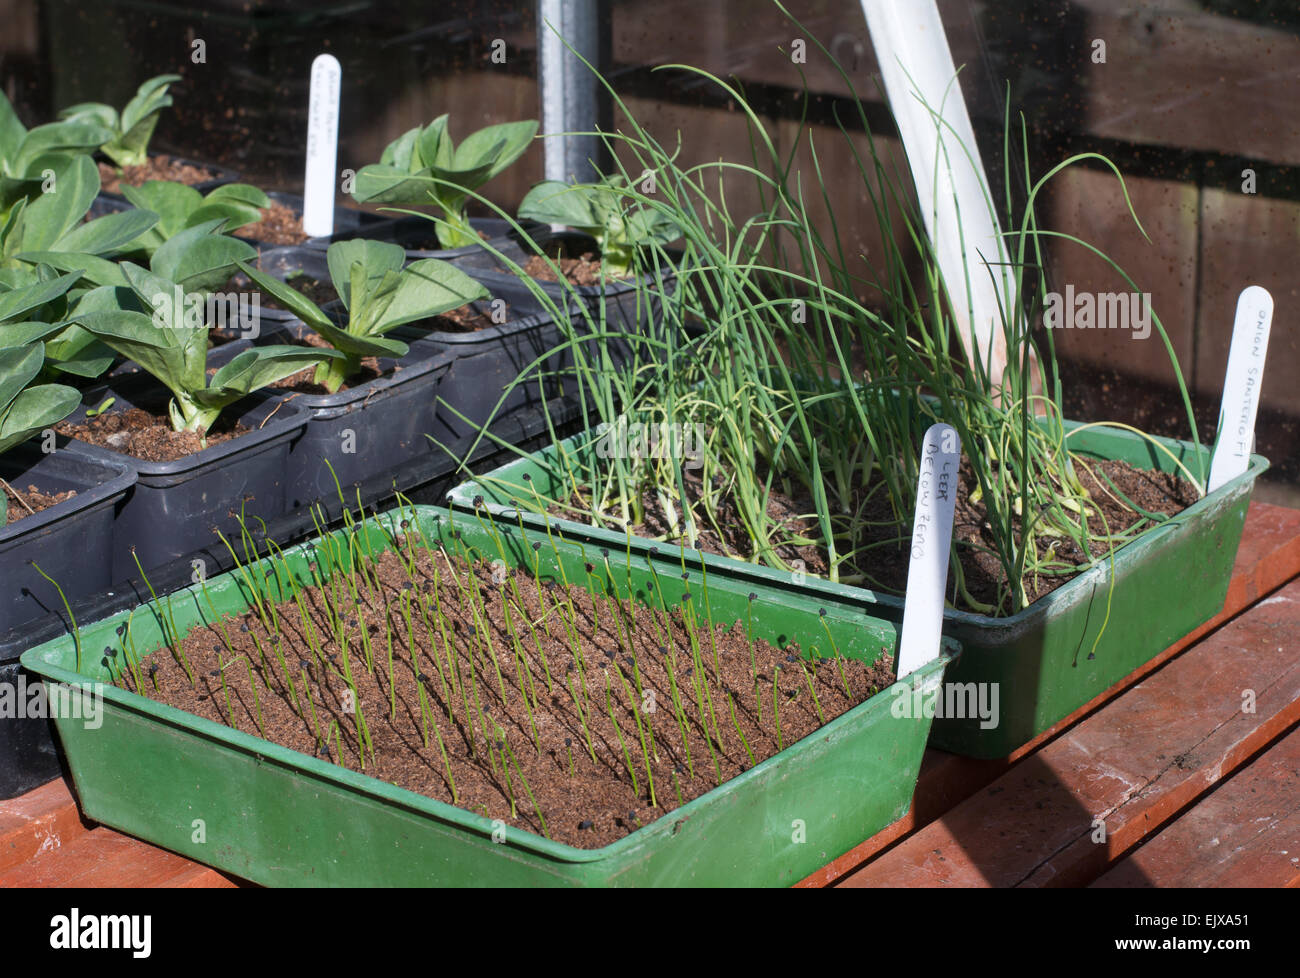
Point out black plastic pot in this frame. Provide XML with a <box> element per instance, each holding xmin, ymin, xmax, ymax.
<box><xmin>0</xmin><ymin>394</ymin><xmax>585</xmax><ymax>800</ymax></box>
<box><xmin>61</xmin><ymin>376</ymin><xmax>308</xmax><ymax>581</ymax></box>
<box><xmin>390</xmin><ymin>269</ymin><xmax>610</xmax><ymax>447</ymax></box>
<box><xmin>455</xmin><ymin>229</ymin><xmax>680</xmax><ymax>339</ymax></box>
<box><xmin>210</xmin><ymin>323</ymin><xmax>458</xmax><ymax>509</ymax></box>
<box><xmin>0</xmin><ymin>440</ymin><xmax>134</xmax><ymax>800</ymax></box>
<box><xmin>0</xmin><ymin>438</ymin><xmax>134</xmax><ymax>639</ymax></box>
<box><xmin>346</xmin><ymin>215</ymin><xmax>536</xmax><ymax>266</ymax></box>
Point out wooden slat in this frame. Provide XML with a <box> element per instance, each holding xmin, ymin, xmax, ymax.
<box><xmin>0</xmin><ymin>827</ymin><xmax>237</xmax><ymax>888</ymax></box>
<box><xmin>1091</xmin><ymin>725</ymin><xmax>1300</xmax><ymax>889</ymax></box>
<box><xmin>836</xmin><ymin>576</ymin><xmax>1300</xmax><ymax>888</ymax></box>
<box><xmin>0</xmin><ymin>778</ymin><xmax>91</xmax><ymax>876</ymax></box>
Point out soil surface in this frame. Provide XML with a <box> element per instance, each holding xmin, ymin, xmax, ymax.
<box><xmin>523</xmin><ymin>250</ymin><xmax>610</xmax><ymax>287</ymax></box>
<box><xmin>234</xmin><ymin>200</ymin><xmax>309</xmax><ymax>246</ymax></box>
<box><xmin>125</xmin><ymin>543</ymin><xmax>895</xmax><ymax>849</ymax></box>
<box><xmin>425</xmin><ymin>302</ymin><xmax>499</xmax><ymax>333</ymax></box>
<box><xmin>99</xmin><ymin>155</ymin><xmax>217</xmax><ymax>194</ymax></box>
<box><xmin>56</xmin><ymin>405</ymin><xmax>249</xmax><ymax>462</ymax></box>
<box><xmin>268</xmin><ymin>330</ymin><xmax>386</xmax><ymax>395</ymax></box>
<box><xmin>3</xmin><ymin>482</ymin><xmax>76</xmax><ymax>524</ymax></box>
<box><xmin>551</xmin><ymin>456</ymin><xmax>1198</xmax><ymax>614</ymax></box>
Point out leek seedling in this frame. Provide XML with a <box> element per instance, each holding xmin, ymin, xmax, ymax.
<box><xmin>614</xmin><ymin>662</ymin><xmax>657</xmax><ymax>808</ymax></box>
<box><xmin>29</xmin><ymin>562</ymin><xmax>83</xmax><ymax>672</ymax></box>
<box><xmin>772</xmin><ymin>665</ymin><xmax>784</xmax><ymax>752</ymax></box>
<box><xmin>604</xmin><ymin>672</ymin><xmax>640</xmax><ymax>798</ymax></box>
<box><xmin>799</xmin><ymin>660</ymin><xmax>826</xmax><ymax>725</ymax></box>
<box><xmin>129</xmin><ymin>549</ymin><xmax>193</xmax><ymax>684</ymax></box>
<box><xmin>727</xmin><ymin>693</ymin><xmax>757</xmax><ymax>768</ymax></box>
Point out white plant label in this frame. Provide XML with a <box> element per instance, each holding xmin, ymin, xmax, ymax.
<box><xmin>897</xmin><ymin>422</ymin><xmax>960</xmax><ymax>678</ymax></box>
<box><xmin>1208</xmin><ymin>286</ymin><xmax>1272</xmax><ymax>493</ymax></box>
<box><xmin>303</xmin><ymin>54</ymin><xmax>341</xmax><ymax>239</ymax></box>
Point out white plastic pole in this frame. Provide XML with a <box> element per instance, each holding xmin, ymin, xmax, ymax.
<box><xmin>1207</xmin><ymin>286</ymin><xmax>1273</xmax><ymax>493</ymax></box>
<box><xmin>859</xmin><ymin>0</ymin><xmax>1013</xmax><ymax>388</ymax></box>
<box><xmin>897</xmin><ymin>423</ymin><xmax>961</xmax><ymax>678</ymax></box>
<box><xmin>303</xmin><ymin>54</ymin><xmax>341</xmax><ymax>239</ymax></box>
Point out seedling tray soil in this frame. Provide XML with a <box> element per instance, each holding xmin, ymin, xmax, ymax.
<box><xmin>448</xmin><ymin>421</ymin><xmax>1268</xmax><ymax>759</ymax></box>
<box><xmin>22</xmin><ymin>504</ymin><xmax>954</xmax><ymax>886</ymax></box>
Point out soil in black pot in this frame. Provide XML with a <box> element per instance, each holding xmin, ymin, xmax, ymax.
<box><xmin>234</xmin><ymin>200</ymin><xmax>310</xmax><ymax>246</ymax></box>
<box><xmin>2</xmin><ymin>481</ymin><xmax>76</xmax><ymax>524</ymax></box>
<box><xmin>267</xmin><ymin>331</ymin><xmax>387</xmax><ymax>395</ymax></box>
<box><xmin>99</xmin><ymin>155</ymin><xmax>217</xmax><ymax>194</ymax></box>
<box><xmin>56</xmin><ymin>405</ymin><xmax>248</xmax><ymax>462</ymax></box>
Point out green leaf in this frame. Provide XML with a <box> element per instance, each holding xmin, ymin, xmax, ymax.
<box><xmin>379</xmin><ymin>126</ymin><xmax>421</xmax><ymax>171</ymax></box>
<box><xmin>351</xmin><ymin>164</ymin><xmax>433</xmax><ymax>205</ymax></box>
<box><xmin>0</xmin><ymin>342</ymin><xmax>45</xmax><ymax>411</ymax></box>
<box><xmin>0</xmin><ymin>320</ymin><xmax>69</xmax><ymax>347</ymax></box>
<box><xmin>622</xmin><ymin>206</ymin><xmax>681</xmax><ymax>247</ymax></box>
<box><xmin>0</xmin><ymin>381</ymin><xmax>80</xmax><ymax>455</ymax></box>
<box><xmin>11</xmin><ymin>122</ymin><xmax>112</xmax><ymax>175</ymax></box>
<box><xmin>0</xmin><ymin>92</ymin><xmax>26</xmax><ymax>166</ymax></box>
<box><xmin>73</xmin><ymin>307</ymin><xmax>192</xmax><ymax>399</ymax></box>
<box><xmin>200</xmin><ymin>344</ymin><xmax>344</xmax><ymax>404</ymax></box>
<box><xmin>15</xmin><ymin>155</ymin><xmax>99</xmax><ymax>251</ymax></box>
<box><xmin>151</xmin><ymin>219</ymin><xmax>256</xmax><ymax>294</ymax></box>
<box><xmin>308</xmin><ymin>316</ymin><xmax>409</xmax><ymax>360</ymax></box>
<box><xmin>0</xmin><ymin>271</ymin><xmax>79</xmax><ymax>323</ymax></box>
<box><xmin>518</xmin><ymin>180</ymin><xmax>602</xmax><ymax>232</ymax></box>
<box><xmin>15</xmin><ymin>251</ymin><xmax>127</xmax><ymax>288</ymax></box>
<box><xmin>122</xmin><ymin>180</ymin><xmax>203</xmax><ymax>238</ymax></box>
<box><xmin>52</xmin><ymin>207</ymin><xmax>158</xmax><ymax>255</ymax></box>
<box><xmin>326</xmin><ymin>239</ymin><xmax>404</xmax><ymax>308</ymax></box>
<box><xmin>120</xmin><ymin>75</ymin><xmax>181</xmax><ymax>135</ymax></box>
<box><xmin>57</xmin><ymin>103</ymin><xmax>118</xmax><ymax>130</ymax></box>
<box><xmin>103</xmin><ymin>74</ymin><xmax>181</xmax><ymax>168</ymax></box>
<box><xmin>204</xmin><ymin>183</ymin><xmax>269</xmax><ymax>210</ymax></box>
<box><xmin>42</xmin><ymin>325</ymin><xmax>116</xmax><ymax>378</ymax></box>
<box><xmin>416</xmin><ymin>115</ymin><xmax>453</xmax><ymax>172</ymax></box>
<box><xmin>371</xmin><ymin>258</ymin><xmax>487</xmax><ymax>333</ymax></box>
<box><xmin>453</xmin><ymin>119</ymin><xmax>536</xmax><ymax>182</ymax></box>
